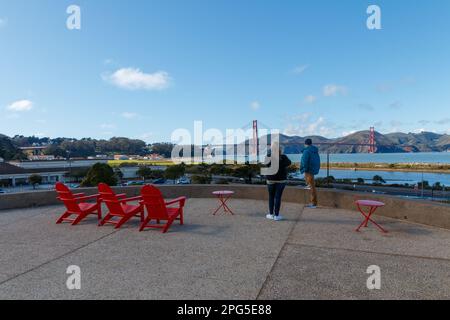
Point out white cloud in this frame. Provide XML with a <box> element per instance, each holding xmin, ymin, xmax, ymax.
<box><xmin>6</xmin><ymin>100</ymin><xmax>33</xmax><ymax>112</ymax></box>
<box><xmin>284</xmin><ymin>115</ymin><xmax>334</xmax><ymax>137</ymax></box>
<box><xmin>103</xmin><ymin>68</ymin><xmax>171</xmax><ymax>91</ymax></box>
<box><xmin>295</xmin><ymin>113</ymin><xmax>312</xmax><ymax>121</ymax></box>
<box><xmin>139</xmin><ymin>132</ymin><xmax>153</xmax><ymax>142</ymax></box>
<box><xmin>250</xmin><ymin>101</ymin><xmax>260</xmax><ymax>111</ymax></box>
<box><xmin>304</xmin><ymin>95</ymin><xmax>317</xmax><ymax>104</ymax></box>
<box><xmin>103</xmin><ymin>58</ymin><xmax>115</xmax><ymax>65</ymax></box>
<box><xmin>33</xmin><ymin>133</ymin><xmax>47</xmax><ymax>138</ymax></box>
<box><xmin>292</xmin><ymin>65</ymin><xmax>309</xmax><ymax>75</ymax></box>
<box><xmin>342</xmin><ymin>130</ymin><xmax>357</xmax><ymax>136</ymax></box>
<box><xmin>121</xmin><ymin>112</ymin><xmax>138</xmax><ymax>119</ymax></box>
<box><xmin>100</xmin><ymin>123</ymin><xmax>116</xmax><ymax>129</ymax></box>
<box><xmin>0</xmin><ymin>18</ymin><xmax>7</xmax><ymax>28</ymax></box>
<box><xmin>323</xmin><ymin>84</ymin><xmax>347</xmax><ymax>97</ymax></box>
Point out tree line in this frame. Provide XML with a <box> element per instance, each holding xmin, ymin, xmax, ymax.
<box><xmin>0</xmin><ymin>134</ymin><xmax>175</xmax><ymax>160</ymax></box>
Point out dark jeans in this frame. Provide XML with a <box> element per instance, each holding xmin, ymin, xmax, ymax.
<box><xmin>267</xmin><ymin>183</ymin><xmax>286</xmax><ymax>216</ymax></box>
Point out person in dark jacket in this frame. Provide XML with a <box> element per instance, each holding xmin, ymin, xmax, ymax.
<box><xmin>300</xmin><ymin>139</ymin><xmax>321</xmax><ymax>208</ymax></box>
<box><xmin>265</xmin><ymin>142</ymin><xmax>292</xmax><ymax>221</ymax></box>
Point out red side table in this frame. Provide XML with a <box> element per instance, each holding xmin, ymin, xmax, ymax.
<box><xmin>212</xmin><ymin>191</ymin><xmax>235</xmax><ymax>215</ymax></box>
<box><xmin>355</xmin><ymin>200</ymin><xmax>387</xmax><ymax>233</ymax></box>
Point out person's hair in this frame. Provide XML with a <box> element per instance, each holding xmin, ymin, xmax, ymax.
<box><xmin>305</xmin><ymin>138</ymin><xmax>312</xmax><ymax>146</ymax></box>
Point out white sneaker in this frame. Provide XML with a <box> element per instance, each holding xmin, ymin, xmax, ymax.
<box><xmin>273</xmin><ymin>215</ymin><xmax>284</xmax><ymax>221</ymax></box>
<box><xmin>306</xmin><ymin>204</ymin><xmax>317</xmax><ymax>209</ymax></box>
<box><xmin>266</xmin><ymin>214</ymin><xmax>274</xmax><ymax>220</ymax></box>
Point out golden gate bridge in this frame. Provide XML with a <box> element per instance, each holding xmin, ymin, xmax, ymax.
<box><xmin>202</xmin><ymin>120</ymin><xmax>378</xmax><ymax>161</ymax></box>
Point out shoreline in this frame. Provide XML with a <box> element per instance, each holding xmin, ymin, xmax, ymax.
<box><xmin>108</xmin><ymin>160</ymin><xmax>450</xmax><ymax>174</ymax></box>
<box><xmin>326</xmin><ymin>166</ymin><xmax>450</xmax><ymax>174</ymax></box>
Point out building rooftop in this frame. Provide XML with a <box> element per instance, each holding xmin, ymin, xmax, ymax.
<box><xmin>0</xmin><ymin>198</ymin><xmax>449</xmax><ymax>299</ymax></box>
<box><xmin>0</xmin><ymin>162</ymin><xmax>71</xmax><ymax>175</ymax></box>
<box><xmin>0</xmin><ymin>163</ymin><xmax>27</xmax><ymax>175</ymax></box>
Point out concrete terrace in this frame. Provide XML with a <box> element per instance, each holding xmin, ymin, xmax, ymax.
<box><xmin>0</xmin><ymin>198</ymin><xmax>449</xmax><ymax>300</ymax></box>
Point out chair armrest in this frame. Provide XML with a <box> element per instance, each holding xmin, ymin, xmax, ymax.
<box><xmin>121</xmin><ymin>196</ymin><xmax>143</xmax><ymax>203</ymax></box>
<box><xmin>116</xmin><ymin>193</ymin><xmax>127</xmax><ymax>198</ymax></box>
<box><xmin>73</xmin><ymin>193</ymin><xmax>86</xmax><ymax>198</ymax></box>
<box><xmin>75</xmin><ymin>194</ymin><xmax>101</xmax><ymax>202</ymax></box>
<box><xmin>165</xmin><ymin>196</ymin><xmax>187</xmax><ymax>207</ymax></box>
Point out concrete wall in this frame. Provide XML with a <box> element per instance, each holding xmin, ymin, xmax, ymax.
<box><xmin>1</xmin><ymin>184</ymin><xmax>449</xmax><ymax>229</ymax></box>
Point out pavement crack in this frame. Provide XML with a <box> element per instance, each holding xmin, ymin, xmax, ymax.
<box><xmin>256</xmin><ymin>205</ymin><xmax>305</xmax><ymax>299</ymax></box>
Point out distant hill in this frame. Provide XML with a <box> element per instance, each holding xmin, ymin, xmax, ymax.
<box><xmin>255</xmin><ymin>131</ymin><xmax>450</xmax><ymax>154</ymax></box>
<box><xmin>2</xmin><ymin>130</ymin><xmax>450</xmax><ymax>158</ymax></box>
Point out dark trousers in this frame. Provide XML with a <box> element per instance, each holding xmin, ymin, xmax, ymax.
<box><xmin>267</xmin><ymin>183</ymin><xmax>286</xmax><ymax>216</ymax></box>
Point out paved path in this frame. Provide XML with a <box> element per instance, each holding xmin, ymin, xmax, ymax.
<box><xmin>0</xmin><ymin>199</ymin><xmax>449</xmax><ymax>299</ymax></box>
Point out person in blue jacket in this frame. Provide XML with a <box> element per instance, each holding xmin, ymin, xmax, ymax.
<box><xmin>300</xmin><ymin>139</ymin><xmax>321</xmax><ymax>208</ymax></box>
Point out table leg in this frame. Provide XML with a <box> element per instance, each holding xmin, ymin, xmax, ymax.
<box><xmin>356</xmin><ymin>204</ymin><xmax>369</xmax><ymax>232</ymax></box>
<box><xmin>213</xmin><ymin>195</ymin><xmax>234</xmax><ymax>215</ymax></box>
<box><xmin>212</xmin><ymin>195</ymin><xmax>224</xmax><ymax>215</ymax></box>
<box><xmin>356</xmin><ymin>205</ymin><xmax>388</xmax><ymax>233</ymax></box>
<box><xmin>223</xmin><ymin>199</ymin><xmax>234</xmax><ymax>214</ymax></box>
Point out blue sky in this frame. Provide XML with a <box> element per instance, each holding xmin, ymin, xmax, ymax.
<box><xmin>0</xmin><ymin>0</ymin><xmax>449</xmax><ymax>143</ymax></box>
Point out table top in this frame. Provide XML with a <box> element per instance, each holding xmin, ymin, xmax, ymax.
<box><xmin>356</xmin><ymin>200</ymin><xmax>385</xmax><ymax>207</ymax></box>
<box><xmin>212</xmin><ymin>190</ymin><xmax>235</xmax><ymax>196</ymax></box>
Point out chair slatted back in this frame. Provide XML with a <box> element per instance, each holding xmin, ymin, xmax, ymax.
<box><xmin>98</xmin><ymin>183</ymin><xmax>126</xmax><ymax>215</ymax></box>
<box><xmin>98</xmin><ymin>183</ymin><xmax>118</xmax><ymax>201</ymax></box>
<box><xmin>140</xmin><ymin>185</ymin><xmax>168</xmax><ymax>220</ymax></box>
<box><xmin>55</xmin><ymin>182</ymin><xmax>81</xmax><ymax>213</ymax></box>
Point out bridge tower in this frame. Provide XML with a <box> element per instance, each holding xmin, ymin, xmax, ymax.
<box><xmin>368</xmin><ymin>127</ymin><xmax>376</xmax><ymax>153</ymax></box>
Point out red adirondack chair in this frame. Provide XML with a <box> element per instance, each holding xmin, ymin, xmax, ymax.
<box><xmin>98</xmin><ymin>183</ymin><xmax>144</xmax><ymax>229</ymax></box>
<box><xmin>139</xmin><ymin>185</ymin><xmax>186</xmax><ymax>233</ymax></box>
<box><xmin>55</xmin><ymin>182</ymin><xmax>102</xmax><ymax>225</ymax></box>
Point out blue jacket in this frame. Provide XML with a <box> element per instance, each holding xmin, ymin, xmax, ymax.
<box><xmin>300</xmin><ymin>145</ymin><xmax>321</xmax><ymax>175</ymax></box>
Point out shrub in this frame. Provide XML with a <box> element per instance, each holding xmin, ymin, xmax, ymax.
<box><xmin>372</xmin><ymin>175</ymin><xmax>386</xmax><ymax>184</ymax></box>
<box><xmin>191</xmin><ymin>175</ymin><xmax>212</xmax><ymax>184</ymax></box>
<box><xmin>164</xmin><ymin>164</ymin><xmax>186</xmax><ymax>182</ymax></box>
<box><xmin>28</xmin><ymin>174</ymin><xmax>43</xmax><ymax>189</ymax></box>
<box><xmin>81</xmin><ymin>163</ymin><xmax>117</xmax><ymax>187</ymax></box>
<box><xmin>136</xmin><ymin>166</ymin><xmax>153</xmax><ymax>180</ymax></box>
